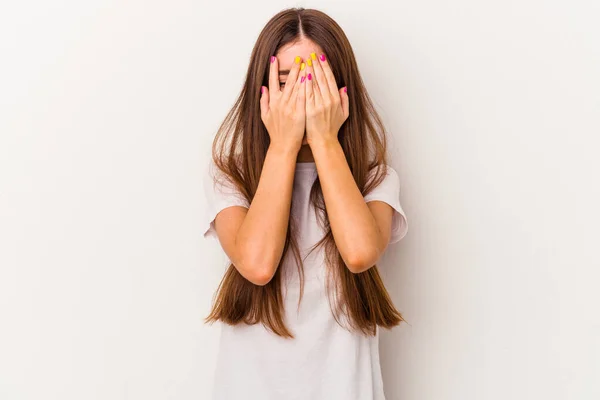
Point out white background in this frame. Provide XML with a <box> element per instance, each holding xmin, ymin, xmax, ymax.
<box><xmin>1</xmin><ymin>1</ymin><xmax>599</xmax><ymax>399</ymax></box>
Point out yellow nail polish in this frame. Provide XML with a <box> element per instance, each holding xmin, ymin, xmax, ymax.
<box><xmin>310</xmin><ymin>52</ymin><xmax>317</xmax><ymax>60</ymax></box>
<box><xmin>300</xmin><ymin>62</ymin><xmax>305</xmax><ymax>70</ymax></box>
<box><xmin>295</xmin><ymin>56</ymin><xmax>301</xmax><ymax>64</ymax></box>
<box><xmin>307</xmin><ymin>58</ymin><xmax>312</xmax><ymax>67</ymax></box>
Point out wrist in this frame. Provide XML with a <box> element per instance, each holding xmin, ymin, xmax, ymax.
<box><xmin>267</xmin><ymin>142</ymin><xmax>300</xmax><ymax>160</ymax></box>
<box><xmin>307</xmin><ymin>135</ymin><xmax>340</xmax><ymax>151</ymax></box>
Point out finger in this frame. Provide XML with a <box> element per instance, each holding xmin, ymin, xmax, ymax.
<box><xmin>339</xmin><ymin>86</ymin><xmax>349</xmax><ymax>120</ymax></box>
<box><xmin>310</xmin><ymin>51</ymin><xmax>332</xmax><ymax>102</ymax></box>
<box><xmin>281</xmin><ymin>56</ymin><xmax>302</xmax><ymax>103</ymax></box>
<box><xmin>317</xmin><ymin>52</ymin><xmax>340</xmax><ymax>97</ymax></box>
<box><xmin>260</xmin><ymin>86</ymin><xmax>269</xmax><ymax>120</ymax></box>
<box><xmin>308</xmin><ymin>70</ymin><xmax>322</xmax><ymax>108</ymax></box>
<box><xmin>296</xmin><ymin>68</ymin><xmax>307</xmax><ymax>112</ymax></box>
<box><xmin>306</xmin><ymin>53</ymin><xmax>322</xmax><ymax>107</ymax></box>
<box><xmin>311</xmin><ymin>72</ymin><xmax>323</xmax><ymax>107</ymax></box>
<box><xmin>290</xmin><ymin>64</ymin><xmax>306</xmax><ymax>107</ymax></box>
<box><xmin>305</xmin><ymin>64</ymin><xmax>314</xmax><ymax>109</ymax></box>
<box><xmin>268</xmin><ymin>55</ymin><xmax>280</xmax><ymax>95</ymax></box>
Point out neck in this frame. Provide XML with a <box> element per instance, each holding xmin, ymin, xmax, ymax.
<box><xmin>296</xmin><ymin>144</ymin><xmax>314</xmax><ymax>162</ymax></box>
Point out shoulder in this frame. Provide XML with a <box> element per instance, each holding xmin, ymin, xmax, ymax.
<box><xmin>365</xmin><ymin>164</ymin><xmax>400</xmax><ymax>195</ymax></box>
<box><xmin>366</xmin><ymin>163</ymin><xmax>399</xmax><ymax>180</ymax></box>
<box><xmin>203</xmin><ymin>157</ymin><xmax>249</xmax><ymax>207</ymax></box>
<box><xmin>363</xmin><ymin>164</ymin><xmax>408</xmax><ymax>244</ymax></box>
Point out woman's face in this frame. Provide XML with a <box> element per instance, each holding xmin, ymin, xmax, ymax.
<box><xmin>275</xmin><ymin>38</ymin><xmax>324</xmax><ymax>146</ymax></box>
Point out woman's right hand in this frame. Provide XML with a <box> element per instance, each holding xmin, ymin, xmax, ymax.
<box><xmin>260</xmin><ymin>55</ymin><xmax>306</xmax><ymax>153</ymax></box>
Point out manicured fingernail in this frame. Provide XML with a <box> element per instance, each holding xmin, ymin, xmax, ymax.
<box><xmin>270</xmin><ymin>56</ymin><xmax>276</xmax><ymax>63</ymax></box>
<box><xmin>300</xmin><ymin>62</ymin><xmax>305</xmax><ymax>71</ymax></box>
<box><xmin>310</xmin><ymin>52</ymin><xmax>317</xmax><ymax>60</ymax></box>
<box><xmin>295</xmin><ymin>56</ymin><xmax>301</xmax><ymax>64</ymax></box>
<box><xmin>301</xmin><ymin>76</ymin><xmax>305</xmax><ymax>83</ymax></box>
<box><xmin>307</xmin><ymin>73</ymin><xmax>312</xmax><ymax>81</ymax></box>
<box><xmin>261</xmin><ymin>86</ymin><xmax>265</xmax><ymax>93</ymax></box>
<box><xmin>320</xmin><ymin>54</ymin><xmax>326</xmax><ymax>62</ymax></box>
<box><xmin>344</xmin><ymin>87</ymin><xmax>347</xmax><ymax>93</ymax></box>
<box><xmin>307</xmin><ymin>58</ymin><xmax>312</xmax><ymax>67</ymax></box>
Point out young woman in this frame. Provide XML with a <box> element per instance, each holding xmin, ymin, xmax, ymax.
<box><xmin>202</xmin><ymin>7</ymin><xmax>408</xmax><ymax>400</ymax></box>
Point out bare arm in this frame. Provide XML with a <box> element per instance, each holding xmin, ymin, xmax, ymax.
<box><xmin>311</xmin><ymin>140</ymin><xmax>393</xmax><ymax>273</ymax></box>
<box><xmin>213</xmin><ymin>53</ymin><xmax>307</xmax><ymax>285</ymax></box>
<box><xmin>214</xmin><ymin>146</ymin><xmax>298</xmax><ymax>285</ymax></box>
<box><xmin>304</xmin><ymin>50</ymin><xmax>393</xmax><ymax>273</ymax></box>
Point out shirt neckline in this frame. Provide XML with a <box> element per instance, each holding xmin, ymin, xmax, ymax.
<box><xmin>295</xmin><ymin>161</ymin><xmax>316</xmax><ymax>172</ymax></box>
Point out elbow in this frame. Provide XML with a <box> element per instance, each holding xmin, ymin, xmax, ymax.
<box><xmin>238</xmin><ymin>252</ymin><xmax>278</xmax><ymax>286</ymax></box>
<box><xmin>345</xmin><ymin>250</ymin><xmax>379</xmax><ymax>274</ymax></box>
<box><xmin>246</xmin><ymin>267</ymin><xmax>276</xmax><ymax>286</ymax></box>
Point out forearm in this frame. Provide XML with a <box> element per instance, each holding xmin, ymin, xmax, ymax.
<box><xmin>235</xmin><ymin>145</ymin><xmax>297</xmax><ymax>281</ymax></box>
<box><xmin>311</xmin><ymin>139</ymin><xmax>382</xmax><ymax>272</ymax></box>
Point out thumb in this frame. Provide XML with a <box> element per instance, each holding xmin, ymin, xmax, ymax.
<box><xmin>339</xmin><ymin>86</ymin><xmax>349</xmax><ymax>120</ymax></box>
<box><xmin>260</xmin><ymin>86</ymin><xmax>269</xmax><ymax>120</ymax></box>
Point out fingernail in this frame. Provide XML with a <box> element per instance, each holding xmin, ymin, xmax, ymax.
<box><xmin>261</xmin><ymin>86</ymin><xmax>265</xmax><ymax>93</ymax></box>
<box><xmin>310</xmin><ymin>52</ymin><xmax>317</xmax><ymax>60</ymax></box>
<box><xmin>307</xmin><ymin>58</ymin><xmax>312</xmax><ymax>67</ymax></box>
<box><xmin>320</xmin><ymin>54</ymin><xmax>326</xmax><ymax>62</ymax></box>
<box><xmin>295</xmin><ymin>56</ymin><xmax>301</xmax><ymax>64</ymax></box>
<box><xmin>301</xmin><ymin>76</ymin><xmax>305</xmax><ymax>83</ymax></box>
<box><xmin>344</xmin><ymin>87</ymin><xmax>347</xmax><ymax>93</ymax></box>
<box><xmin>307</xmin><ymin>73</ymin><xmax>312</xmax><ymax>81</ymax></box>
<box><xmin>270</xmin><ymin>56</ymin><xmax>276</xmax><ymax>63</ymax></box>
<box><xmin>300</xmin><ymin>62</ymin><xmax>305</xmax><ymax>71</ymax></box>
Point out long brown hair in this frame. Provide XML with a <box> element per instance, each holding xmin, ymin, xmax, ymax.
<box><xmin>205</xmin><ymin>7</ymin><xmax>404</xmax><ymax>338</ymax></box>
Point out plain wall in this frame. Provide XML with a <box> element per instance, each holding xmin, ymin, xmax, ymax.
<box><xmin>1</xmin><ymin>1</ymin><xmax>598</xmax><ymax>399</ymax></box>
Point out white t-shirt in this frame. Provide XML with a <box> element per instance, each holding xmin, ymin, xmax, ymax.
<box><xmin>202</xmin><ymin>160</ymin><xmax>408</xmax><ymax>400</ymax></box>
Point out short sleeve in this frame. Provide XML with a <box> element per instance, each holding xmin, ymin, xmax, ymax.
<box><xmin>363</xmin><ymin>165</ymin><xmax>409</xmax><ymax>244</ymax></box>
<box><xmin>202</xmin><ymin>162</ymin><xmax>250</xmax><ymax>241</ymax></box>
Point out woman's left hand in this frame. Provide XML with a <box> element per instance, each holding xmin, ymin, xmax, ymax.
<box><xmin>305</xmin><ymin>52</ymin><xmax>350</xmax><ymax>147</ymax></box>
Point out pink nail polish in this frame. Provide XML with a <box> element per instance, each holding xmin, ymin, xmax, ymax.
<box><xmin>320</xmin><ymin>54</ymin><xmax>326</xmax><ymax>62</ymax></box>
<box><xmin>301</xmin><ymin>76</ymin><xmax>305</xmax><ymax>83</ymax></box>
<box><xmin>307</xmin><ymin>73</ymin><xmax>312</xmax><ymax>80</ymax></box>
<box><xmin>270</xmin><ymin>56</ymin><xmax>276</xmax><ymax>63</ymax></box>
<box><xmin>344</xmin><ymin>87</ymin><xmax>347</xmax><ymax>93</ymax></box>
<box><xmin>261</xmin><ymin>86</ymin><xmax>264</xmax><ymax>93</ymax></box>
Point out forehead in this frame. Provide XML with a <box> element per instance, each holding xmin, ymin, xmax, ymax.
<box><xmin>276</xmin><ymin>39</ymin><xmax>324</xmax><ymax>70</ymax></box>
